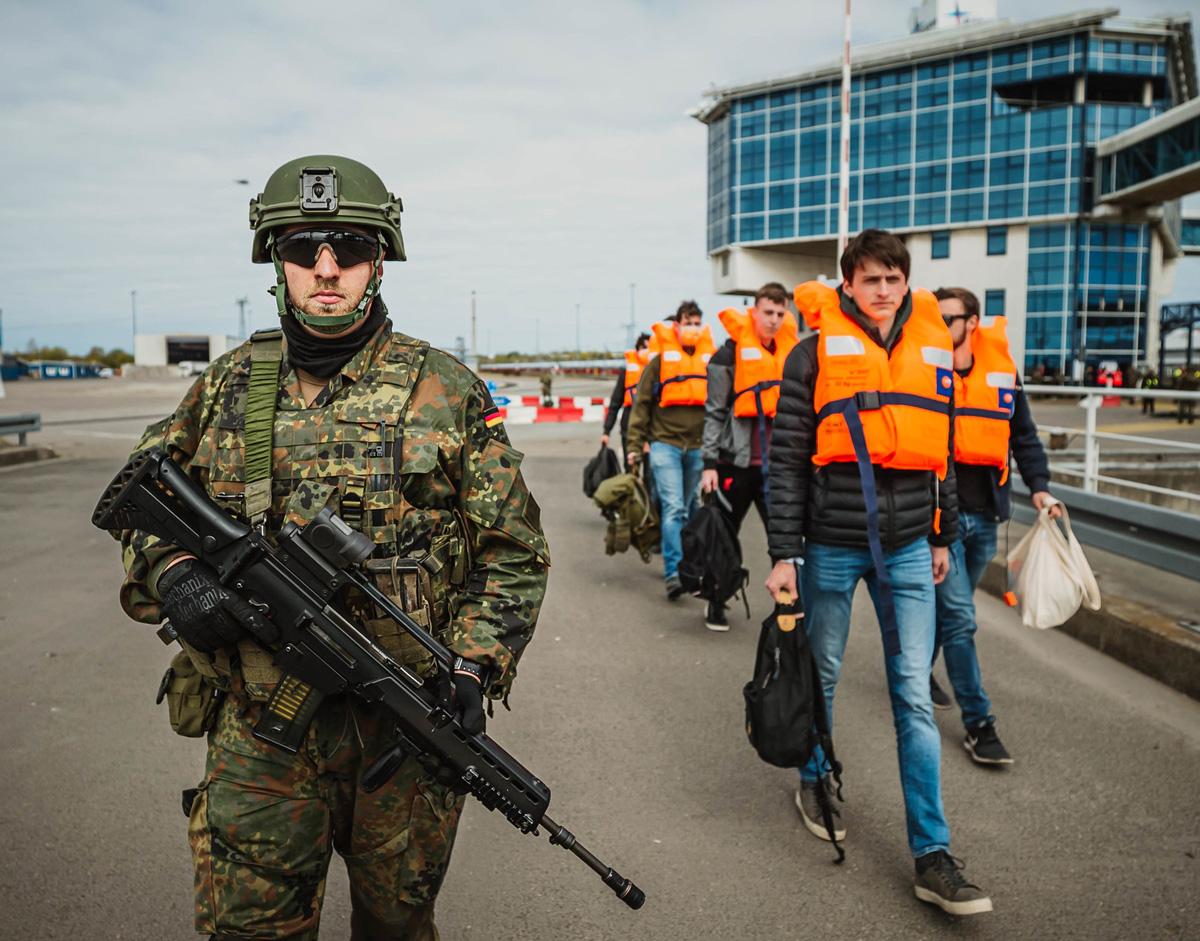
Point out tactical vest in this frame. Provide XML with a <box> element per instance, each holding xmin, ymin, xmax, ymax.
<box><xmin>652</xmin><ymin>321</ymin><xmax>715</xmax><ymax>407</ymax></box>
<box><xmin>953</xmin><ymin>317</ymin><xmax>1017</xmax><ymax>479</ymax></box>
<box><xmin>623</xmin><ymin>349</ymin><xmax>648</xmax><ymax>407</ymax></box>
<box><xmin>718</xmin><ymin>307</ymin><xmax>800</xmax><ymax>419</ymax></box>
<box><xmin>195</xmin><ymin>327</ymin><xmax>468</xmax><ymax>700</ymax></box>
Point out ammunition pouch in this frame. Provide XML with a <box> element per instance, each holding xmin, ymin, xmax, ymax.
<box><xmin>157</xmin><ymin>649</ymin><xmax>225</xmax><ymax>738</ymax></box>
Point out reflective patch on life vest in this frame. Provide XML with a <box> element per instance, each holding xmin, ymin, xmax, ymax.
<box><xmin>825</xmin><ymin>335</ymin><xmax>865</xmax><ymax>357</ymax></box>
<box><xmin>701</xmin><ymin>353</ymin><xmax>712</xmax><ymax>363</ymax></box>
<box><xmin>662</xmin><ymin>350</ymin><xmax>682</xmax><ymax>362</ymax></box>
<box><xmin>740</xmin><ymin>347</ymin><xmax>764</xmax><ymax>361</ymax></box>
<box><xmin>626</xmin><ymin>364</ymin><xmax>640</xmax><ymax>373</ymax></box>
<box><xmin>986</xmin><ymin>371</ymin><xmax>1016</xmax><ymax>389</ymax></box>
<box><xmin>922</xmin><ymin>346</ymin><xmax>953</xmax><ymax>370</ymax></box>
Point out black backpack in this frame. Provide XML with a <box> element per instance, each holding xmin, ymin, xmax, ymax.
<box><xmin>678</xmin><ymin>493</ymin><xmax>748</xmax><ymax>609</ymax></box>
<box><xmin>743</xmin><ymin>594</ymin><xmax>845</xmax><ymax>861</ymax></box>
<box><xmin>582</xmin><ymin>445</ymin><xmax>621</xmax><ymax>498</ymax></box>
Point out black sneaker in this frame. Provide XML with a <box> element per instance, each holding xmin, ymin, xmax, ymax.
<box><xmin>930</xmin><ymin>675</ymin><xmax>953</xmax><ymax>710</ymax></box>
<box><xmin>665</xmin><ymin>574</ymin><xmax>685</xmax><ymax>601</ymax></box>
<box><xmin>793</xmin><ymin>778</ymin><xmax>846</xmax><ymax>842</ymax></box>
<box><xmin>704</xmin><ymin>602</ymin><xmax>729</xmax><ymax>632</ymax></box>
<box><xmin>914</xmin><ymin>851</ymin><xmax>992</xmax><ymax>915</ymax></box>
<box><xmin>964</xmin><ymin>721</ymin><xmax>1013</xmax><ymax>766</ymax></box>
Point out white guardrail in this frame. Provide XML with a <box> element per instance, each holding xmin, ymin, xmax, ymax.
<box><xmin>1022</xmin><ymin>386</ymin><xmax>1200</xmax><ymax>504</ymax></box>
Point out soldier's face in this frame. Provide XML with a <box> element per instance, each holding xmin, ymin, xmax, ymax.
<box><xmin>283</xmin><ymin>230</ymin><xmax>380</xmax><ymax>337</ymax></box>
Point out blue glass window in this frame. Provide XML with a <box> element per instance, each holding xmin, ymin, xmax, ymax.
<box><xmin>770</xmin><ymin>134</ymin><xmax>797</xmax><ymax>181</ymax></box>
<box><xmin>739</xmin><ymin>187</ymin><xmax>765</xmax><ymax>213</ymax></box>
<box><xmin>985</xmin><ymin>290</ymin><xmax>1006</xmax><ymax>316</ymax></box>
<box><xmin>950</xmin><ymin>191</ymin><xmax>985</xmax><ymax>222</ymax></box>
<box><xmin>917</xmin><ymin>61</ymin><xmax>950</xmax><ymax>81</ymax></box>
<box><xmin>768</xmin><ymin>212</ymin><xmax>795</xmax><ymax>239</ymax></box>
<box><xmin>915</xmin><ymin>163</ymin><xmax>947</xmax><ymax>195</ymax></box>
<box><xmin>917</xmin><ymin>81</ymin><xmax>949</xmax><ymax>108</ymax></box>
<box><xmin>799</xmin><ymin>130</ymin><xmax>829</xmax><ymax>176</ymax></box>
<box><xmin>769</xmin><ymin>184</ymin><xmax>796</xmax><ymax>210</ymax></box>
<box><xmin>797</xmin><ymin>180</ymin><xmax>824</xmax><ymax>207</ymax></box>
<box><xmin>739</xmin><ymin>140</ymin><xmax>766</xmax><ymax>184</ymax></box>
<box><xmin>990</xmin><ymin>154</ymin><xmax>1025</xmax><ymax>186</ymax></box>
<box><xmin>931</xmin><ymin>230</ymin><xmax>950</xmax><ymax>259</ymax></box>
<box><xmin>770</xmin><ymin>90</ymin><xmax>797</xmax><ymax>107</ymax></box>
<box><xmin>987</xmin><ymin>226</ymin><xmax>1008</xmax><ymax>255</ymax></box>
<box><xmin>739</xmin><ymin>215</ymin><xmax>764</xmax><ymax>241</ymax></box>
<box><xmin>797</xmin><ymin>209</ymin><xmax>825</xmax><ymax>236</ymax></box>
<box><xmin>1028</xmin><ymin>149</ymin><xmax>1068</xmax><ymax>182</ymax></box>
<box><xmin>735</xmin><ymin>95</ymin><xmax>766</xmax><ymax>113</ymax></box>
<box><xmin>1027</xmin><ymin>183</ymin><xmax>1066</xmax><ymax>216</ymax></box>
<box><xmin>738</xmin><ymin>114</ymin><xmax>765</xmax><ymax>138</ymax></box>
<box><xmin>988</xmin><ymin>187</ymin><xmax>1024</xmax><ymax>220</ymax></box>
<box><xmin>951</xmin><ymin>105</ymin><xmax>987</xmax><ymax>156</ymax></box>
<box><xmin>770</xmin><ymin>109</ymin><xmax>797</xmax><ymax>133</ymax></box>
<box><xmin>915</xmin><ymin>196</ymin><xmax>947</xmax><ymax>226</ymax></box>
<box><xmin>915</xmin><ymin>111</ymin><xmax>949</xmax><ymax>161</ymax></box>
<box><xmin>1029</xmin><ymin>107</ymin><xmax>1070</xmax><ymax>148</ymax></box>
<box><xmin>951</xmin><ymin>159</ymin><xmax>985</xmax><ymax>190</ymax></box>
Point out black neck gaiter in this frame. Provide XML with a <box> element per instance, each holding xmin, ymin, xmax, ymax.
<box><xmin>281</xmin><ymin>297</ymin><xmax>388</xmax><ymax>379</ymax></box>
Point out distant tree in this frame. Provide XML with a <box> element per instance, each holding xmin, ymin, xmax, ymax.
<box><xmin>103</xmin><ymin>348</ymin><xmax>134</xmax><ymax>368</ymax></box>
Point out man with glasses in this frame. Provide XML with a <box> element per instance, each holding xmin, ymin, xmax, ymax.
<box><xmin>931</xmin><ymin>287</ymin><xmax>1057</xmax><ymax>765</ymax></box>
<box><xmin>112</xmin><ymin>155</ymin><xmax>549</xmax><ymax>940</ymax></box>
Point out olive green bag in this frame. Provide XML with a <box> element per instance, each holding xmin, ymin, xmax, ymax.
<box><xmin>156</xmin><ymin>650</ymin><xmax>225</xmax><ymax>738</ymax></box>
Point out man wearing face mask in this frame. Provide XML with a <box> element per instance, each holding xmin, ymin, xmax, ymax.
<box><xmin>766</xmin><ymin>230</ymin><xmax>991</xmax><ymax>916</ymax></box>
<box><xmin>114</xmin><ymin>156</ymin><xmax>549</xmax><ymax>940</ymax></box>
<box><xmin>626</xmin><ymin>301</ymin><xmax>715</xmax><ymax>599</ymax></box>
<box><xmin>699</xmin><ymin>282</ymin><xmax>799</xmax><ymax>631</ymax></box>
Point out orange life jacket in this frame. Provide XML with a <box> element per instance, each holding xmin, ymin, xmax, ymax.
<box><xmin>718</xmin><ymin>307</ymin><xmax>800</xmax><ymax>418</ymax></box>
<box><xmin>804</xmin><ymin>284</ymin><xmax>952</xmax><ymax>476</ymax></box>
<box><xmin>953</xmin><ymin>317</ymin><xmax>1017</xmax><ymax>480</ymax></box>
<box><xmin>795</xmin><ymin>280</ymin><xmax>953</xmax><ymax>659</ymax></box>
<box><xmin>623</xmin><ymin>349</ymin><xmax>649</xmax><ymax>407</ymax></box>
<box><xmin>651</xmin><ymin>321</ymin><xmax>715</xmax><ymax>407</ymax></box>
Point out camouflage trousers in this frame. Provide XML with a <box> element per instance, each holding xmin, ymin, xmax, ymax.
<box><xmin>187</xmin><ymin>692</ymin><xmax>465</xmax><ymax>940</ymax></box>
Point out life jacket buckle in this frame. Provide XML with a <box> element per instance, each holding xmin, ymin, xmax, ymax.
<box><xmin>854</xmin><ymin>390</ymin><xmax>882</xmax><ymax>412</ymax></box>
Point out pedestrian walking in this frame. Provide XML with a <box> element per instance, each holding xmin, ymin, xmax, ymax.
<box><xmin>626</xmin><ymin>301</ymin><xmax>713</xmax><ymax>599</ymax></box>
<box><xmin>930</xmin><ymin>287</ymin><xmax>1059</xmax><ymax>765</ymax></box>
<box><xmin>107</xmin><ymin>155</ymin><xmax>549</xmax><ymax>939</ymax></box>
<box><xmin>698</xmin><ymin>282</ymin><xmax>798</xmax><ymax>630</ymax></box>
<box><xmin>602</xmin><ymin>331</ymin><xmax>651</xmax><ymax>453</ymax></box>
<box><xmin>766</xmin><ymin>229</ymin><xmax>991</xmax><ymax>916</ymax></box>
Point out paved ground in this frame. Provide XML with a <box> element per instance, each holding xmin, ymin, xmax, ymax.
<box><xmin>1</xmin><ymin>376</ymin><xmax>1198</xmax><ymax>940</ymax></box>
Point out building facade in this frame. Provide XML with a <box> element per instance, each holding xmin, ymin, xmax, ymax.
<box><xmin>695</xmin><ymin>9</ymin><xmax>1198</xmax><ymax>375</ymax></box>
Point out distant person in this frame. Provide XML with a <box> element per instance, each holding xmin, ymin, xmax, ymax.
<box><xmin>602</xmin><ymin>332</ymin><xmax>652</xmax><ymax>452</ymax></box>
<box><xmin>1180</xmin><ymin>368</ymin><xmax>1199</xmax><ymax>424</ymax></box>
<box><xmin>627</xmin><ymin>301</ymin><xmax>714</xmax><ymax>599</ymax></box>
<box><xmin>540</xmin><ymin>369</ymin><xmax>554</xmax><ymax>406</ymax></box>
<box><xmin>930</xmin><ymin>287</ymin><xmax>1060</xmax><ymax>765</ymax></box>
<box><xmin>767</xmin><ymin>229</ymin><xmax>991</xmax><ymax>916</ymax></box>
<box><xmin>1138</xmin><ymin>368</ymin><xmax>1158</xmax><ymax>415</ymax></box>
<box><xmin>698</xmin><ymin>282</ymin><xmax>798</xmax><ymax>631</ymax></box>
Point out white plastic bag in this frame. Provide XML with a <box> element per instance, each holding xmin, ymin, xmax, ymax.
<box><xmin>1006</xmin><ymin>503</ymin><xmax>1101</xmax><ymax>629</ymax></box>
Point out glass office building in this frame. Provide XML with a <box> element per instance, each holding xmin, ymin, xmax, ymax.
<box><xmin>695</xmin><ymin>9</ymin><xmax>1199</xmax><ymax>375</ymax></box>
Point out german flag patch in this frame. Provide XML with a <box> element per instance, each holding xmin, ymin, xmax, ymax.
<box><xmin>484</xmin><ymin>405</ymin><xmax>504</xmax><ymax>428</ymax></box>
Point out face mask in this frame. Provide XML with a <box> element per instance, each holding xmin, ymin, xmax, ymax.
<box><xmin>678</xmin><ymin>324</ymin><xmax>702</xmax><ymax>346</ymax></box>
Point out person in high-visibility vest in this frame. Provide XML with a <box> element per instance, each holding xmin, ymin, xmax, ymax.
<box><xmin>601</xmin><ymin>332</ymin><xmax>651</xmax><ymax>451</ymax></box>
<box><xmin>765</xmin><ymin>229</ymin><xmax>992</xmax><ymax>916</ymax></box>
<box><xmin>627</xmin><ymin>300</ymin><xmax>714</xmax><ymax>599</ymax></box>
<box><xmin>698</xmin><ymin>282</ymin><xmax>798</xmax><ymax>631</ymax></box>
<box><xmin>930</xmin><ymin>287</ymin><xmax>1059</xmax><ymax>769</ymax></box>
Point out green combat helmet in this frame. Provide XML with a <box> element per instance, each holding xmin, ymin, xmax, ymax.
<box><xmin>249</xmin><ymin>155</ymin><xmax>405</xmax><ymax>327</ymax></box>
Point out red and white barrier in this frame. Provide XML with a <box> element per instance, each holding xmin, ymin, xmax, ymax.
<box><xmin>497</xmin><ymin>396</ymin><xmax>608</xmax><ymax>424</ymax></box>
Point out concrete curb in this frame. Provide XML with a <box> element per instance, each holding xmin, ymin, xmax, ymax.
<box><xmin>979</xmin><ymin>560</ymin><xmax>1200</xmax><ymax>701</ymax></box>
<box><xmin>0</xmin><ymin>445</ymin><xmax>58</xmax><ymax>468</ymax></box>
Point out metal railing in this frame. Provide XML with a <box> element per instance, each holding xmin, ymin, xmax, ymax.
<box><xmin>1022</xmin><ymin>386</ymin><xmax>1200</xmax><ymax>502</ymax></box>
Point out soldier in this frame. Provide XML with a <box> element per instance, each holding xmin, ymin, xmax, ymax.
<box><xmin>114</xmin><ymin>155</ymin><xmax>550</xmax><ymax>940</ymax></box>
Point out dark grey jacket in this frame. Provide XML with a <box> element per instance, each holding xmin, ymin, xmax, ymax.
<box><xmin>702</xmin><ymin>340</ymin><xmax>757</xmax><ymax>469</ymax></box>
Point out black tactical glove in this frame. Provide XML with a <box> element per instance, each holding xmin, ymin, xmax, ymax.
<box><xmin>158</xmin><ymin>558</ymin><xmax>278</xmax><ymax>654</ymax></box>
<box><xmin>441</xmin><ymin>656</ymin><xmax>488</xmax><ymax>735</ymax></box>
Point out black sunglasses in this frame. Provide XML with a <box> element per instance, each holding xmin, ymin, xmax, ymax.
<box><xmin>942</xmin><ymin>314</ymin><xmax>971</xmax><ymax>325</ymax></box>
<box><xmin>274</xmin><ymin>229</ymin><xmax>380</xmax><ymax>268</ymax></box>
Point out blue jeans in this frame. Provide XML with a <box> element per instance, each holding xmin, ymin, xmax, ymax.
<box><xmin>648</xmin><ymin>441</ymin><xmax>703</xmax><ymax>579</ymax></box>
<box><xmin>799</xmin><ymin>539</ymin><xmax>950</xmax><ymax>858</ymax></box>
<box><xmin>934</xmin><ymin>512</ymin><xmax>998</xmax><ymax>729</ymax></box>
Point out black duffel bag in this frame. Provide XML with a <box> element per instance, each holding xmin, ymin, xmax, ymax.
<box><xmin>743</xmin><ymin>589</ymin><xmax>845</xmax><ymax>860</ymax></box>
<box><xmin>582</xmin><ymin>445</ymin><xmax>621</xmax><ymax>498</ymax></box>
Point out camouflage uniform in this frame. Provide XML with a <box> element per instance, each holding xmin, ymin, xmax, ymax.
<box><xmin>120</xmin><ymin>300</ymin><xmax>549</xmax><ymax>939</ymax></box>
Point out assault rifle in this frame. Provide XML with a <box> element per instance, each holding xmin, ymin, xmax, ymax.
<box><xmin>92</xmin><ymin>448</ymin><xmax>645</xmax><ymax>910</ymax></box>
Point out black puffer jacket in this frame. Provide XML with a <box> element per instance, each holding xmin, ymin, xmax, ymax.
<box><xmin>767</xmin><ymin>293</ymin><xmax>958</xmax><ymax>561</ymax></box>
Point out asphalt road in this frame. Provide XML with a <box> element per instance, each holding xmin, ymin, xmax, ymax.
<box><xmin>1</xmin><ymin>377</ymin><xmax>1198</xmax><ymax>940</ymax></box>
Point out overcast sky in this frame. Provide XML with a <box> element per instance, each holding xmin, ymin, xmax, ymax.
<box><xmin>1</xmin><ymin>0</ymin><xmax>1196</xmax><ymax>356</ymax></box>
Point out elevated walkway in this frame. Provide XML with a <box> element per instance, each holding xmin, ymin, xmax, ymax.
<box><xmin>1095</xmin><ymin>96</ymin><xmax>1200</xmax><ymax>206</ymax></box>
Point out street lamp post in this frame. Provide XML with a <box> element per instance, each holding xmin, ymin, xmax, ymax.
<box><xmin>130</xmin><ymin>290</ymin><xmax>138</xmax><ymax>355</ymax></box>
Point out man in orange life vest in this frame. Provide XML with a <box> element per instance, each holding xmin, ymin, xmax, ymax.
<box><xmin>766</xmin><ymin>230</ymin><xmax>992</xmax><ymax>916</ymax></box>
<box><xmin>601</xmin><ymin>331</ymin><xmax>652</xmax><ymax>452</ymax></box>
<box><xmin>699</xmin><ymin>282</ymin><xmax>798</xmax><ymax>631</ymax></box>
<box><xmin>626</xmin><ymin>301</ymin><xmax>714</xmax><ymax>599</ymax></box>
<box><xmin>931</xmin><ymin>287</ymin><xmax>1058</xmax><ymax>766</ymax></box>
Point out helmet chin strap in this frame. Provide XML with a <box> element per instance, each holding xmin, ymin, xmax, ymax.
<box><xmin>268</xmin><ymin>239</ymin><xmax>384</xmax><ymax>334</ymax></box>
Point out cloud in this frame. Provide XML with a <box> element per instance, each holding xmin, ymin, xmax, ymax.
<box><xmin>0</xmin><ymin>0</ymin><xmax>1195</xmax><ymax>355</ymax></box>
